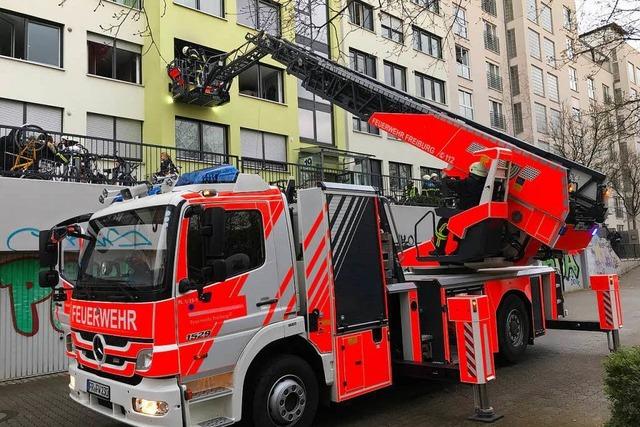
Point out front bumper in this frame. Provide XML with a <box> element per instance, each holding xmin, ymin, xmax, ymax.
<box><xmin>68</xmin><ymin>360</ymin><xmax>184</xmax><ymax>427</ymax></box>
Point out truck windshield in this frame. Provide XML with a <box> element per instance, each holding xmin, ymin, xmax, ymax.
<box><xmin>73</xmin><ymin>205</ymin><xmax>174</xmax><ymax>301</ymax></box>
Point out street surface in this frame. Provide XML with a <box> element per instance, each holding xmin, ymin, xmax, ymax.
<box><xmin>1</xmin><ymin>268</ymin><xmax>639</xmax><ymax>427</ymax></box>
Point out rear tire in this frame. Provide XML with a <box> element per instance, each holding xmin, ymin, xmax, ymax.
<box><xmin>497</xmin><ymin>294</ymin><xmax>530</xmax><ymax>363</ymax></box>
<box><xmin>244</xmin><ymin>354</ymin><xmax>319</xmax><ymax>427</ymax></box>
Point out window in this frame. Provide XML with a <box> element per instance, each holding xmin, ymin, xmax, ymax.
<box><xmin>543</xmin><ymin>38</ymin><xmax>556</xmax><ymax>66</ymax></box>
<box><xmin>456</xmin><ymin>45</ymin><xmax>470</xmax><ymax>79</ymax></box>
<box><xmin>505</xmin><ymin>0</ymin><xmax>514</xmax><ymax>21</ymax></box>
<box><xmin>531</xmin><ymin>66</ymin><xmax>545</xmax><ymax>96</ymax></box>
<box><xmin>413</xmin><ymin>27</ymin><xmax>442</xmax><ymax>58</ymax></box>
<box><xmin>381</xmin><ymin>13</ymin><xmax>403</xmax><ymax>43</ymax></box>
<box><xmin>529</xmin><ymin>29</ymin><xmax>541</xmax><ymax>59</ymax></box>
<box><xmin>563</xmin><ymin>6</ymin><xmax>573</xmax><ymax>30</ymax></box>
<box><xmin>453</xmin><ymin>6</ymin><xmax>468</xmax><ymax>38</ymax></box>
<box><xmin>88</xmin><ymin>113</ymin><xmax>143</xmax><ymax>158</ymax></box>
<box><xmin>415</xmin><ymin>72</ymin><xmax>446</xmax><ymax>103</ymax></box>
<box><xmin>240</xmin><ymin>129</ymin><xmax>286</xmax><ymax>164</ymax></box>
<box><xmin>0</xmin><ymin>10</ymin><xmax>62</xmax><ymax>67</ymax></box>
<box><xmin>486</xmin><ymin>62</ymin><xmax>502</xmax><ymax>91</ymax></box>
<box><xmin>513</xmin><ymin>102</ymin><xmax>524</xmax><ymax>134</ymax></box>
<box><xmin>636</xmin><ymin>68</ymin><xmax>640</xmax><ymax>86</ymax></box>
<box><xmin>348</xmin><ymin>0</ymin><xmax>373</xmax><ymax>31</ymax></box>
<box><xmin>510</xmin><ymin>65</ymin><xmax>520</xmax><ymax>95</ymax></box>
<box><xmin>237</xmin><ymin>0</ymin><xmax>281</xmax><ymax>35</ymax></box>
<box><xmin>412</xmin><ymin>0</ymin><xmax>440</xmax><ymax>14</ymax></box>
<box><xmin>298</xmin><ymin>82</ymin><xmax>333</xmax><ymax>144</ymax></box>
<box><xmin>549</xmin><ymin>108</ymin><xmax>561</xmax><ymax>129</ymax></box>
<box><xmin>540</xmin><ymin>4</ymin><xmax>552</xmax><ymax>32</ymax></box>
<box><xmin>389</xmin><ymin>161</ymin><xmax>412</xmax><ymax>191</ymax></box>
<box><xmin>482</xmin><ymin>0</ymin><xmax>497</xmax><ymax>16</ymax></box>
<box><xmin>587</xmin><ymin>78</ymin><xmax>595</xmax><ymax>99</ymax></box>
<box><xmin>489</xmin><ymin>100</ymin><xmax>505</xmax><ymax>129</ymax></box>
<box><xmin>506</xmin><ymin>29</ymin><xmax>517</xmax><ymax>58</ymax></box>
<box><xmin>239</xmin><ymin>63</ymin><xmax>284</xmax><ymax>102</ymax></box>
<box><xmin>349</xmin><ymin>48</ymin><xmax>376</xmax><ymax>78</ymax></box>
<box><xmin>420</xmin><ymin>166</ymin><xmax>441</xmax><ymax>179</ymax></box>
<box><xmin>603</xmin><ymin>84</ymin><xmax>612</xmax><ymax>103</ymax></box>
<box><xmin>0</xmin><ymin>98</ymin><xmax>62</xmax><ymax>131</ymax></box>
<box><xmin>571</xmin><ymin>107</ymin><xmax>581</xmax><ymax>121</ymax></box>
<box><xmin>187</xmin><ymin>210</ymin><xmax>265</xmax><ymax>281</ymax></box>
<box><xmin>352</xmin><ymin>117</ymin><xmax>379</xmax><ymax>135</ymax></box>
<box><xmin>458</xmin><ymin>90</ymin><xmax>473</xmax><ymax>119</ymax></box>
<box><xmin>175</xmin><ymin>0</ymin><xmax>223</xmax><ymax>17</ymax></box>
<box><xmin>527</xmin><ymin>0</ymin><xmax>537</xmax><ymax>23</ymax></box>
<box><xmin>565</xmin><ymin>37</ymin><xmax>574</xmax><ymax>60</ymax></box>
<box><xmin>384</xmin><ymin>61</ymin><xmax>406</xmax><ymax>91</ymax></box>
<box><xmin>547</xmin><ymin>73</ymin><xmax>559</xmax><ymax>102</ymax></box>
<box><xmin>175</xmin><ymin>117</ymin><xmax>226</xmax><ymax>162</ymax></box>
<box><xmin>88</xmin><ymin>33</ymin><xmax>141</xmax><ymax>84</ymax></box>
<box><xmin>534</xmin><ymin>103</ymin><xmax>548</xmax><ymax>134</ymax></box>
<box><xmin>628</xmin><ymin>62</ymin><xmax>636</xmax><ymax>83</ymax></box>
<box><xmin>569</xmin><ymin>66</ymin><xmax>578</xmax><ymax>91</ymax></box>
<box><xmin>484</xmin><ymin>21</ymin><xmax>499</xmax><ymax>53</ymax></box>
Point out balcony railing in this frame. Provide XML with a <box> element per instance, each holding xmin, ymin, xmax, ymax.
<box><xmin>484</xmin><ymin>32</ymin><xmax>500</xmax><ymax>54</ymax></box>
<box><xmin>487</xmin><ymin>72</ymin><xmax>503</xmax><ymax>91</ymax></box>
<box><xmin>0</xmin><ymin>124</ymin><xmax>442</xmax><ymax>207</ymax></box>
<box><xmin>482</xmin><ymin>0</ymin><xmax>497</xmax><ymax>16</ymax></box>
<box><xmin>490</xmin><ymin>112</ymin><xmax>506</xmax><ymax>129</ymax></box>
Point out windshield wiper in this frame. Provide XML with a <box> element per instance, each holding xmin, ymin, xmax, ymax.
<box><xmin>76</xmin><ymin>278</ymin><xmax>140</xmax><ymax>301</ymax></box>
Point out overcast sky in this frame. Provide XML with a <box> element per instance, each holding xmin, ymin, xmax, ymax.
<box><xmin>575</xmin><ymin>0</ymin><xmax>638</xmax><ymax>34</ymax></box>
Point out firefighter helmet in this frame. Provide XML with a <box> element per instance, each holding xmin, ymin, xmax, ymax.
<box><xmin>469</xmin><ymin>161</ymin><xmax>488</xmax><ymax>177</ymax></box>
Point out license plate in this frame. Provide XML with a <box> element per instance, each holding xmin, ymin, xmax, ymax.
<box><xmin>87</xmin><ymin>379</ymin><xmax>110</xmax><ymax>400</ymax></box>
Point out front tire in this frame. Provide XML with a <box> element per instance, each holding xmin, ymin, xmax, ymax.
<box><xmin>497</xmin><ymin>294</ymin><xmax>530</xmax><ymax>363</ymax></box>
<box><xmin>244</xmin><ymin>354</ymin><xmax>319</xmax><ymax>427</ymax></box>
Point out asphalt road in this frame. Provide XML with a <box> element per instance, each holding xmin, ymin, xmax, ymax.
<box><xmin>2</xmin><ymin>268</ymin><xmax>639</xmax><ymax>427</ymax></box>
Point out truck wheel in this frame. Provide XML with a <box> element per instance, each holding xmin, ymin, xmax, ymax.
<box><xmin>497</xmin><ymin>294</ymin><xmax>530</xmax><ymax>363</ymax></box>
<box><xmin>245</xmin><ymin>354</ymin><xmax>318</xmax><ymax>427</ymax></box>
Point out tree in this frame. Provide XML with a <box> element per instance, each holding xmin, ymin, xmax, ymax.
<box><xmin>609</xmin><ymin>152</ymin><xmax>640</xmax><ymax>229</ymax></box>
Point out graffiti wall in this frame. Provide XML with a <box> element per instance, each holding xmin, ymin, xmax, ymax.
<box><xmin>388</xmin><ymin>205</ymin><xmax>438</xmax><ymax>250</ymax></box>
<box><xmin>0</xmin><ymin>177</ymin><xmax>118</xmax><ymax>381</ymax></box>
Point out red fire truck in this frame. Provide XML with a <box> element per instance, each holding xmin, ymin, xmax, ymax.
<box><xmin>38</xmin><ymin>33</ymin><xmax>622</xmax><ymax>427</ymax></box>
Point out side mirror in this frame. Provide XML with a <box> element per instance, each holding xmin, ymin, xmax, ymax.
<box><xmin>39</xmin><ymin>230</ymin><xmax>58</xmax><ymax>268</ymax></box>
<box><xmin>202</xmin><ymin>207</ymin><xmax>226</xmax><ymax>259</ymax></box>
<box><xmin>39</xmin><ymin>269</ymin><xmax>59</xmax><ymax>288</ymax></box>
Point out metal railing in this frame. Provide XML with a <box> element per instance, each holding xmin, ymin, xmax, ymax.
<box><xmin>0</xmin><ymin>124</ymin><xmax>442</xmax><ymax>207</ymax></box>
<box><xmin>613</xmin><ymin>243</ymin><xmax>640</xmax><ymax>259</ymax></box>
<box><xmin>490</xmin><ymin>112</ymin><xmax>506</xmax><ymax>130</ymax></box>
<box><xmin>0</xmin><ymin>125</ymin><xmax>238</xmax><ymax>185</ymax></box>
<box><xmin>484</xmin><ymin>32</ymin><xmax>500</xmax><ymax>54</ymax></box>
<box><xmin>481</xmin><ymin>0</ymin><xmax>497</xmax><ymax>16</ymax></box>
<box><xmin>487</xmin><ymin>72</ymin><xmax>503</xmax><ymax>91</ymax></box>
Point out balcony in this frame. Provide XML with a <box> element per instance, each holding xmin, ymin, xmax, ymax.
<box><xmin>482</xmin><ymin>0</ymin><xmax>497</xmax><ymax>16</ymax></box>
<box><xmin>487</xmin><ymin>72</ymin><xmax>503</xmax><ymax>91</ymax></box>
<box><xmin>490</xmin><ymin>112</ymin><xmax>506</xmax><ymax>129</ymax></box>
<box><xmin>484</xmin><ymin>32</ymin><xmax>500</xmax><ymax>54</ymax></box>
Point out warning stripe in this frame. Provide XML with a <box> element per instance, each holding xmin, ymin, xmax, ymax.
<box><xmin>305</xmin><ymin>238</ymin><xmax>327</xmax><ymax>278</ymax></box>
<box><xmin>262</xmin><ymin>267</ymin><xmax>294</xmax><ymax>326</ymax></box>
<box><xmin>603</xmin><ymin>291</ymin><xmax>614</xmax><ymax>326</ymax></box>
<box><xmin>464</xmin><ymin>323</ymin><xmax>477</xmax><ymax>377</ymax></box>
<box><xmin>303</xmin><ymin>210</ymin><xmax>325</xmax><ymax>250</ymax></box>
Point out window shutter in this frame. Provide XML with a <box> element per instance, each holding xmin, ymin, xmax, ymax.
<box><xmin>115</xmin><ymin>117</ymin><xmax>142</xmax><ymax>159</ymax></box>
<box><xmin>540</xmin><ymin>5</ymin><xmax>552</xmax><ymax>32</ymax></box>
<box><xmin>532</xmin><ymin>66</ymin><xmax>544</xmax><ymax>96</ymax></box>
<box><xmin>263</xmin><ymin>132</ymin><xmax>286</xmax><ymax>162</ymax></box>
<box><xmin>87</xmin><ymin>113</ymin><xmax>114</xmax><ymax>139</ymax></box>
<box><xmin>240</xmin><ymin>129</ymin><xmax>263</xmax><ymax>159</ymax></box>
<box><xmin>547</xmin><ymin>74</ymin><xmax>559</xmax><ymax>101</ymax></box>
<box><xmin>26</xmin><ymin>103</ymin><xmax>62</xmax><ymax>132</ymax></box>
<box><xmin>0</xmin><ymin>99</ymin><xmax>24</xmax><ymax>127</ymax></box>
<box><xmin>529</xmin><ymin>29</ymin><xmax>541</xmax><ymax>59</ymax></box>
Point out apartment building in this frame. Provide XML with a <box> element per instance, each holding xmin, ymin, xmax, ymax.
<box><xmin>0</xmin><ymin>0</ymin><xmax>145</xmax><ymax>140</ymax></box>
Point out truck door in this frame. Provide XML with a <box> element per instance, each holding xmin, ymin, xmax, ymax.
<box><xmin>175</xmin><ymin>200</ymin><xmax>282</xmax><ymax>379</ymax></box>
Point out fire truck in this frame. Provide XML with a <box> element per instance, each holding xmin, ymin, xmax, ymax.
<box><xmin>38</xmin><ymin>32</ymin><xmax>622</xmax><ymax>427</ymax></box>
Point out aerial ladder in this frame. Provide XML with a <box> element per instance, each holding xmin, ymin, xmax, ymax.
<box><xmin>167</xmin><ymin>31</ymin><xmax>609</xmax><ymax>267</ymax></box>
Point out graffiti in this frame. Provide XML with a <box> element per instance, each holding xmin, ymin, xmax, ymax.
<box><xmin>0</xmin><ymin>256</ymin><xmax>62</xmax><ymax>336</ymax></box>
<box><xmin>6</xmin><ymin>227</ymin><xmax>40</xmax><ymax>252</ymax></box>
<box><xmin>543</xmin><ymin>254</ymin><xmax>583</xmax><ymax>290</ymax></box>
<box><xmin>398</xmin><ymin>233</ymin><xmax>416</xmax><ymax>250</ymax></box>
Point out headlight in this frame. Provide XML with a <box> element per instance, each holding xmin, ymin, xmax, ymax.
<box><xmin>136</xmin><ymin>349</ymin><xmax>153</xmax><ymax>371</ymax></box>
<box><xmin>132</xmin><ymin>398</ymin><xmax>169</xmax><ymax>416</ymax></box>
<box><xmin>69</xmin><ymin>374</ymin><xmax>75</xmax><ymax>390</ymax></box>
<box><xmin>65</xmin><ymin>333</ymin><xmax>74</xmax><ymax>353</ymax></box>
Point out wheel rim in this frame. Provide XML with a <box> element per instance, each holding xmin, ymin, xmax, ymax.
<box><xmin>506</xmin><ymin>308</ymin><xmax>524</xmax><ymax>347</ymax></box>
<box><xmin>267</xmin><ymin>375</ymin><xmax>307</xmax><ymax>426</ymax></box>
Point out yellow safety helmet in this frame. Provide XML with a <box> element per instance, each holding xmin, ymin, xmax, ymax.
<box><xmin>469</xmin><ymin>161</ymin><xmax>488</xmax><ymax>177</ymax></box>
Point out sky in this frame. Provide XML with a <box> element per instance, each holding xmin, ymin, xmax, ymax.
<box><xmin>576</xmin><ymin>0</ymin><xmax>639</xmax><ymax>46</ymax></box>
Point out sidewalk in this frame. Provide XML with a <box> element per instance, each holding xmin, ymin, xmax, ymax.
<box><xmin>1</xmin><ymin>268</ymin><xmax>639</xmax><ymax>426</ymax></box>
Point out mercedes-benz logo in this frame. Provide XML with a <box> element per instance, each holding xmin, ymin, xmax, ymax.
<box><xmin>92</xmin><ymin>334</ymin><xmax>107</xmax><ymax>365</ymax></box>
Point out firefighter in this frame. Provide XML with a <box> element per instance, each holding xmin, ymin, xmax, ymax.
<box><xmin>432</xmin><ymin>161</ymin><xmax>488</xmax><ymax>255</ymax></box>
<box><xmin>404</xmin><ymin>180</ymin><xmax>418</xmax><ymax>200</ymax></box>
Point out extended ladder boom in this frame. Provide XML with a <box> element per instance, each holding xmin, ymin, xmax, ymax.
<box><xmin>168</xmin><ymin>32</ymin><xmax>607</xmax><ymax>234</ymax></box>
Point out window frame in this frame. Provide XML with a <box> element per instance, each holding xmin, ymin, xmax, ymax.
<box><xmin>236</xmin><ymin>0</ymin><xmax>281</xmax><ymax>35</ymax></box>
<box><xmin>388</xmin><ymin>161</ymin><xmax>413</xmax><ymax>191</ymax></box>
<box><xmin>381</xmin><ymin>12</ymin><xmax>404</xmax><ymax>44</ymax></box>
<box><xmin>347</xmin><ymin>0</ymin><xmax>374</xmax><ymax>31</ymax></box>
<box><xmin>352</xmin><ymin>116</ymin><xmax>380</xmax><ymax>135</ymax></box>
<box><xmin>240</xmin><ymin>128</ymin><xmax>287</xmax><ymax>165</ymax></box>
<box><xmin>175</xmin><ymin>116</ymin><xmax>228</xmax><ymax>161</ymax></box>
<box><xmin>349</xmin><ymin>48</ymin><xmax>377</xmax><ymax>78</ymax></box>
<box><xmin>569</xmin><ymin>66</ymin><xmax>578</xmax><ymax>92</ymax></box>
<box><xmin>0</xmin><ymin>10</ymin><xmax>63</xmax><ymax>67</ymax></box>
<box><xmin>415</xmin><ymin>71</ymin><xmax>446</xmax><ymax>104</ymax></box>
<box><xmin>238</xmin><ymin>62</ymin><xmax>285</xmax><ymax>103</ymax></box>
<box><xmin>383</xmin><ymin>60</ymin><xmax>407</xmax><ymax>91</ymax></box>
<box><xmin>174</xmin><ymin>0</ymin><xmax>224</xmax><ymax>18</ymax></box>
<box><xmin>458</xmin><ymin>89</ymin><xmax>474</xmax><ymax>120</ymax></box>
<box><xmin>453</xmin><ymin>6</ymin><xmax>468</xmax><ymax>39</ymax></box>
<box><xmin>413</xmin><ymin>26</ymin><xmax>442</xmax><ymax>59</ymax></box>
<box><xmin>455</xmin><ymin>45</ymin><xmax>471</xmax><ymax>79</ymax></box>
<box><xmin>87</xmin><ymin>33</ymin><xmax>142</xmax><ymax>84</ymax></box>
<box><xmin>0</xmin><ymin>97</ymin><xmax>64</xmax><ymax>132</ymax></box>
